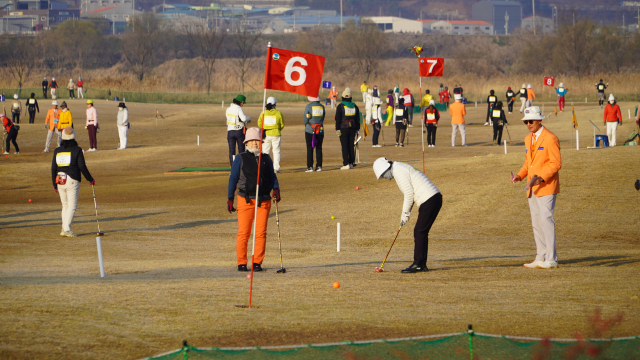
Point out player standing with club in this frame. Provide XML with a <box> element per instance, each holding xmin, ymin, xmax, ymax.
<box><xmin>52</xmin><ymin>127</ymin><xmax>95</xmax><ymax>237</ymax></box>
<box><xmin>226</xmin><ymin>94</ymin><xmax>251</xmax><ymax>167</ymax></box>
<box><xmin>227</xmin><ymin>128</ymin><xmax>280</xmax><ymax>272</ymax></box>
<box><xmin>596</xmin><ymin>79</ymin><xmax>608</xmax><ymax>109</ymax></box>
<box><xmin>303</xmin><ymin>95</ymin><xmax>325</xmax><ymax>172</ymax></box>
<box><xmin>604</xmin><ymin>94</ymin><xmax>622</xmax><ymax>147</ymax></box>
<box><xmin>511</xmin><ymin>106</ymin><xmax>561</xmax><ymax>269</ymax></box>
<box><xmin>335</xmin><ymin>88</ymin><xmax>360</xmax><ymax>169</ymax></box>
<box><xmin>373</xmin><ymin>157</ymin><xmax>442</xmax><ymax>273</ymax></box>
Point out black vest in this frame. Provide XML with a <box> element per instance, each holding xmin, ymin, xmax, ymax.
<box><xmin>239</xmin><ymin>152</ymin><xmax>272</xmax><ymax>203</ymax></box>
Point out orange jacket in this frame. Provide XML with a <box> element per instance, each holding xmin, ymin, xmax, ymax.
<box><xmin>449</xmin><ymin>102</ymin><xmax>466</xmax><ymax>124</ymax></box>
<box><xmin>527</xmin><ymin>88</ymin><xmax>536</xmax><ymax>100</ymax></box>
<box><xmin>329</xmin><ymin>89</ymin><xmax>338</xmax><ymax>100</ymax></box>
<box><xmin>603</xmin><ymin>103</ymin><xmax>622</xmax><ymax>124</ymax></box>
<box><xmin>517</xmin><ymin>127</ymin><xmax>562</xmax><ymax>198</ymax></box>
<box><xmin>2</xmin><ymin>116</ymin><xmax>12</xmax><ymax>133</ymax></box>
<box><xmin>45</xmin><ymin>108</ymin><xmax>60</xmax><ymax>131</ymax></box>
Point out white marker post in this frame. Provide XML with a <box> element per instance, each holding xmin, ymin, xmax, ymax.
<box><xmin>576</xmin><ymin>130</ymin><xmax>580</xmax><ymax>150</ymax></box>
<box><xmin>337</xmin><ymin>223</ymin><xmax>341</xmax><ymax>252</ymax></box>
<box><xmin>629</xmin><ymin>109</ymin><xmax>631</xmax><ymax>120</ymax></box>
<box><xmin>197</xmin><ymin>135</ymin><xmax>200</xmax><ymax>146</ymax></box>
<box><xmin>222</xmin><ymin>100</ymin><xmax>224</xmax><ymax>108</ymax></box>
<box><xmin>504</xmin><ymin>140</ymin><xmax>507</xmax><ymax>154</ymax></box>
<box><xmin>96</xmin><ymin>237</ymin><xmax>105</xmax><ymax>278</ymax></box>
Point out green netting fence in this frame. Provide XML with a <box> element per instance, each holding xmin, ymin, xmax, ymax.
<box><xmin>142</xmin><ymin>332</ymin><xmax>640</xmax><ymax>360</ymax></box>
<box><xmin>3</xmin><ymin>87</ymin><xmax>640</xmax><ymax>105</ymax></box>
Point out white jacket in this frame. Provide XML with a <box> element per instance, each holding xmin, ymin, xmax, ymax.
<box><xmin>226</xmin><ymin>103</ymin><xmax>250</xmax><ymax>131</ymax></box>
<box><xmin>371</xmin><ymin>104</ymin><xmax>382</xmax><ymax>123</ymax></box>
<box><xmin>117</xmin><ymin>108</ymin><xmax>129</xmax><ymax>126</ymax></box>
<box><xmin>365</xmin><ymin>93</ymin><xmax>373</xmax><ymax>111</ymax></box>
<box><xmin>392</xmin><ymin>161</ymin><xmax>440</xmax><ymax>215</ymax></box>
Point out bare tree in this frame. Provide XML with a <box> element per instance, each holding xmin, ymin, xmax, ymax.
<box><xmin>596</xmin><ymin>26</ymin><xmax>630</xmax><ymax>74</ymax></box>
<box><xmin>185</xmin><ymin>20</ymin><xmax>227</xmax><ymax>94</ymax></box>
<box><xmin>121</xmin><ymin>13</ymin><xmax>164</xmax><ymax>82</ymax></box>
<box><xmin>1</xmin><ymin>36</ymin><xmax>40</xmax><ymax>93</ymax></box>
<box><xmin>230</xmin><ymin>25</ymin><xmax>262</xmax><ymax>92</ymax></box>
<box><xmin>334</xmin><ymin>19</ymin><xmax>386</xmax><ymax>82</ymax></box>
<box><xmin>553</xmin><ymin>20</ymin><xmax>596</xmax><ymax>79</ymax></box>
<box><xmin>55</xmin><ymin>20</ymin><xmax>102</xmax><ymax>71</ymax></box>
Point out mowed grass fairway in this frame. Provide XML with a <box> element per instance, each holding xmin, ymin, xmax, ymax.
<box><xmin>1</xmin><ymin>99</ymin><xmax>639</xmax><ymax>360</ymax></box>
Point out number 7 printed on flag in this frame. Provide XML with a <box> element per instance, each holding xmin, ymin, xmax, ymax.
<box><xmin>264</xmin><ymin>47</ymin><xmax>326</xmax><ymax>97</ymax></box>
<box><xmin>418</xmin><ymin>57</ymin><xmax>444</xmax><ymax>77</ymax></box>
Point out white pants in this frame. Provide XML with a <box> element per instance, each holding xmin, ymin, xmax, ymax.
<box><xmin>362</xmin><ymin>92</ymin><xmax>367</xmax><ymax>103</ymax></box>
<box><xmin>525</xmin><ymin>99</ymin><xmax>533</xmax><ymax>108</ymax></box>
<box><xmin>56</xmin><ymin>129</ymin><xmax>62</xmax><ymax>148</ymax></box>
<box><xmin>331</xmin><ymin>99</ymin><xmax>336</xmax><ymax>109</ymax></box>
<box><xmin>528</xmin><ymin>194</ymin><xmax>557</xmax><ymax>262</ymax></box>
<box><xmin>45</xmin><ymin>129</ymin><xmax>55</xmax><ymax>151</ymax></box>
<box><xmin>51</xmin><ymin>88</ymin><xmax>57</xmax><ymax>100</ymax></box>
<box><xmin>365</xmin><ymin>109</ymin><xmax>372</xmax><ymax>125</ymax></box>
<box><xmin>606</xmin><ymin>121</ymin><xmax>618</xmax><ymax>146</ymax></box>
<box><xmin>394</xmin><ymin>93</ymin><xmax>399</xmax><ymax>104</ymax></box>
<box><xmin>451</xmin><ymin>124</ymin><xmax>466</xmax><ymax>146</ymax></box>
<box><xmin>78</xmin><ymin>87</ymin><xmax>84</xmax><ymax>99</ymax></box>
<box><xmin>262</xmin><ymin>135</ymin><xmax>281</xmax><ymax>171</ymax></box>
<box><xmin>520</xmin><ymin>98</ymin><xmax>527</xmax><ymax>112</ymax></box>
<box><xmin>58</xmin><ymin>177</ymin><xmax>80</xmax><ymax>232</ymax></box>
<box><xmin>118</xmin><ymin>125</ymin><xmax>128</xmax><ymax>148</ymax></box>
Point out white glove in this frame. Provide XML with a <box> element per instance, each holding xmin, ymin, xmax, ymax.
<box><xmin>336</xmin><ymin>130</ymin><xmax>341</xmax><ymax>136</ymax></box>
<box><xmin>400</xmin><ymin>212</ymin><xmax>410</xmax><ymax>227</ymax></box>
<box><xmin>244</xmin><ymin>116</ymin><xmax>251</xmax><ymax>124</ymax></box>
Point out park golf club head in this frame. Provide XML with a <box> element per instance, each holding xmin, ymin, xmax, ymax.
<box><xmin>374</xmin><ymin>267</ymin><xmax>383</xmax><ymax>273</ymax></box>
<box><xmin>276</xmin><ymin>268</ymin><xmax>286</xmax><ymax>274</ymax></box>
<box><xmin>635</xmin><ymin>179</ymin><xmax>640</xmax><ymax>191</ymax></box>
<box><xmin>97</xmin><ymin>232</ymin><xmax>104</xmax><ymax>236</ymax></box>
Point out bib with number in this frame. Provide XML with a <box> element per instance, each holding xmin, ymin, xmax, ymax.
<box><xmin>344</xmin><ymin>107</ymin><xmax>356</xmax><ymax>116</ymax></box>
<box><xmin>29</xmin><ymin>99</ymin><xmax>36</xmax><ymax>104</ymax></box>
<box><xmin>56</xmin><ymin>152</ymin><xmax>71</xmax><ymax>167</ymax></box>
<box><xmin>492</xmin><ymin>110</ymin><xmax>501</xmax><ymax>118</ymax></box>
<box><xmin>558</xmin><ymin>88</ymin><xmax>565</xmax><ymax>95</ymax></box>
<box><xmin>13</xmin><ymin>103</ymin><xmax>19</xmax><ymax>108</ymax></box>
<box><xmin>426</xmin><ymin>113</ymin><xmax>435</xmax><ymax>120</ymax></box>
<box><xmin>395</xmin><ymin>109</ymin><xmax>404</xmax><ymax>116</ymax></box>
<box><xmin>226</xmin><ymin>112</ymin><xmax>237</xmax><ymax>126</ymax></box>
<box><xmin>520</xmin><ymin>89</ymin><xmax>525</xmax><ymax>94</ymax></box>
<box><xmin>489</xmin><ymin>96</ymin><xmax>496</xmax><ymax>103</ymax></box>
<box><xmin>264</xmin><ymin>115</ymin><xmax>277</xmax><ymax>126</ymax></box>
<box><xmin>598</xmin><ymin>85</ymin><xmax>604</xmax><ymax>90</ymax></box>
<box><xmin>507</xmin><ymin>92</ymin><xmax>514</xmax><ymax>97</ymax></box>
<box><xmin>311</xmin><ymin>106</ymin><xmax>323</xmax><ymax>117</ymax></box>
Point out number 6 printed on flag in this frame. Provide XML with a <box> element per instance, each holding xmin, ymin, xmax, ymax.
<box><xmin>264</xmin><ymin>47</ymin><xmax>326</xmax><ymax>97</ymax></box>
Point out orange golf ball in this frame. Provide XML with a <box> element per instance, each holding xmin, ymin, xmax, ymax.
<box><xmin>28</xmin><ymin>199</ymin><xmax>32</xmax><ymax>203</ymax></box>
<box><xmin>355</xmin><ymin>186</ymin><xmax>360</xmax><ymax>190</ymax></box>
<box><xmin>246</xmin><ymin>274</ymin><xmax>252</xmax><ymax>279</ymax></box>
<box><xmin>333</xmin><ymin>282</ymin><xmax>340</xmax><ymax>289</ymax></box>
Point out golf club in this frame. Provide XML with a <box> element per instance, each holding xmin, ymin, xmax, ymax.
<box><xmin>274</xmin><ymin>199</ymin><xmax>286</xmax><ymax>273</ymax></box>
<box><xmin>635</xmin><ymin>179</ymin><xmax>639</xmax><ymax>191</ymax></box>
<box><xmin>91</xmin><ymin>184</ymin><xmax>104</xmax><ymax>236</ymax></box>
<box><xmin>374</xmin><ymin>225</ymin><xmax>403</xmax><ymax>273</ymax></box>
<box><xmin>381</xmin><ymin>126</ymin><xmax>385</xmax><ymax>146</ymax></box>
<box><xmin>505</xmin><ymin>123</ymin><xmax>513</xmax><ymax>145</ymax></box>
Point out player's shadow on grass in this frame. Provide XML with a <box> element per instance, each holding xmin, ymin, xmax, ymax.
<box><xmin>1</xmin><ymin>212</ymin><xmax>166</xmax><ymax>229</ymax></box>
<box><xmin>0</xmin><ymin>209</ymin><xmax>57</xmax><ymax>220</ymax></box>
<box><xmin>123</xmin><ymin>210</ymin><xmax>295</xmax><ymax>231</ymax></box>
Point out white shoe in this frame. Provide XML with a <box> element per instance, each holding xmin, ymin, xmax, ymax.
<box><xmin>43</xmin><ymin>150</ymin><xmax>49</xmax><ymax>153</ymax></box>
<box><xmin>14</xmin><ymin>152</ymin><xmax>19</xmax><ymax>154</ymax></box>
<box><xmin>117</xmin><ymin>147</ymin><xmax>125</xmax><ymax>150</ymax></box>
<box><xmin>60</xmin><ymin>231</ymin><xmax>66</xmax><ymax>237</ymax></box>
<box><xmin>484</xmin><ymin>122</ymin><xmax>489</xmax><ymax>126</ymax></box>
<box><xmin>315</xmin><ymin>167</ymin><xmax>322</xmax><ymax>172</ymax></box>
<box><xmin>451</xmin><ymin>145</ymin><xmax>455</xmax><ymax>147</ymax></box>
<box><xmin>340</xmin><ymin>165</ymin><xmax>351</xmax><ymax>170</ymax></box>
<box><xmin>305</xmin><ymin>167</ymin><xmax>314</xmax><ymax>173</ymax></box>
<box><xmin>432</xmin><ymin>144</ymin><xmax>436</xmax><ymax>147</ymax></box>
<box><xmin>3</xmin><ymin>151</ymin><xmax>10</xmax><ymax>155</ymax></box>
<box><xmin>63</xmin><ymin>231</ymin><xmax>77</xmax><ymax>238</ymax></box>
<box><xmin>537</xmin><ymin>261</ymin><xmax>558</xmax><ymax>269</ymax></box>
<box><xmin>523</xmin><ymin>260</ymin><xmax>544</xmax><ymax>268</ymax></box>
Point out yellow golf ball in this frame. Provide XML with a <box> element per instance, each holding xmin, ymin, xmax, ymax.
<box><xmin>331</xmin><ymin>216</ymin><xmax>335</xmax><ymax>220</ymax></box>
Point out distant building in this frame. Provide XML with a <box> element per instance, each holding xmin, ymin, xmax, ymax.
<box><xmin>472</xmin><ymin>0</ymin><xmax>522</xmax><ymax>35</ymax></box>
<box><xmin>0</xmin><ymin>0</ymin><xmax>80</xmax><ymax>33</ymax></box>
<box><xmin>364</xmin><ymin>16</ymin><xmax>423</xmax><ymax>33</ymax></box>
<box><xmin>427</xmin><ymin>20</ymin><xmax>493</xmax><ymax>35</ymax></box>
<box><xmin>82</xmin><ymin>0</ymin><xmax>136</xmax><ymax>34</ymax></box>
<box><xmin>521</xmin><ymin>15</ymin><xmax>554</xmax><ymax>34</ymax></box>
<box><xmin>264</xmin><ymin>15</ymin><xmax>358</xmax><ymax>34</ymax></box>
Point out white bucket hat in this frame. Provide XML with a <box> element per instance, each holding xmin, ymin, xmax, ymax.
<box><xmin>373</xmin><ymin>157</ymin><xmax>392</xmax><ymax>180</ymax></box>
<box><xmin>559</xmin><ymin>82</ymin><xmax>564</xmax><ymax>87</ymax></box>
<box><xmin>522</xmin><ymin>106</ymin><xmax>545</xmax><ymax>121</ymax></box>
<box><xmin>373</xmin><ymin>97</ymin><xmax>382</xmax><ymax>105</ymax></box>
<box><xmin>609</xmin><ymin>94</ymin><xmax>615</xmax><ymax>101</ymax></box>
<box><xmin>13</xmin><ymin>94</ymin><xmax>18</xmax><ymax>99</ymax></box>
<box><xmin>243</xmin><ymin>128</ymin><xmax>262</xmax><ymax>143</ymax></box>
<box><xmin>454</xmin><ymin>94</ymin><xmax>462</xmax><ymax>101</ymax></box>
<box><xmin>429</xmin><ymin>100</ymin><xmax>435</xmax><ymax>106</ymax></box>
<box><xmin>52</xmin><ymin>101</ymin><xmax>58</xmax><ymax>106</ymax></box>
<box><xmin>527</xmin><ymin>84</ymin><xmax>532</xmax><ymax>89</ymax></box>
<box><xmin>307</xmin><ymin>95</ymin><xmax>320</xmax><ymax>102</ymax></box>
<box><xmin>267</xmin><ymin>97</ymin><xmax>277</xmax><ymax>105</ymax></box>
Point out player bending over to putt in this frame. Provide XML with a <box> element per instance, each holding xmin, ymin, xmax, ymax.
<box><xmin>373</xmin><ymin>157</ymin><xmax>442</xmax><ymax>273</ymax></box>
<box><xmin>228</xmin><ymin>128</ymin><xmax>281</xmax><ymax>272</ymax></box>
<box><xmin>511</xmin><ymin>106</ymin><xmax>562</xmax><ymax>269</ymax></box>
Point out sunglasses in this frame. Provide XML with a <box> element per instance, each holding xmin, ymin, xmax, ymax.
<box><xmin>523</xmin><ymin>120</ymin><xmax>538</xmax><ymax>124</ymax></box>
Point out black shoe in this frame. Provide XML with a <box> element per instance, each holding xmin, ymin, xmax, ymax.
<box><xmin>253</xmin><ymin>263</ymin><xmax>263</xmax><ymax>272</ymax></box>
<box><xmin>401</xmin><ymin>263</ymin><xmax>428</xmax><ymax>273</ymax></box>
<box><xmin>238</xmin><ymin>265</ymin><xmax>248</xmax><ymax>272</ymax></box>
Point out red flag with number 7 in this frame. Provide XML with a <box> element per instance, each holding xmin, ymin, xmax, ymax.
<box><xmin>419</xmin><ymin>57</ymin><xmax>444</xmax><ymax>77</ymax></box>
<box><xmin>264</xmin><ymin>47</ymin><xmax>325</xmax><ymax>97</ymax></box>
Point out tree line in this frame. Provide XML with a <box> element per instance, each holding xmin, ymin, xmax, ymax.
<box><xmin>1</xmin><ymin>16</ymin><xmax>639</xmax><ymax>93</ymax></box>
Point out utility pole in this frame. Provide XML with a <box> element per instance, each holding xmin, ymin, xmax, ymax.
<box><xmin>532</xmin><ymin>0</ymin><xmax>536</xmax><ymax>35</ymax></box>
<box><xmin>504</xmin><ymin>11</ymin><xmax>509</xmax><ymax>35</ymax></box>
<box><xmin>340</xmin><ymin>0</ymin><xmax>342</xmax><ymax>29</ymax></box>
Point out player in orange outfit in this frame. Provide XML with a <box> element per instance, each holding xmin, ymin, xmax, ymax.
<box><xmin>227</xmin><ymin>127</ymin><xmax>281</xmax><ymax>272</ymax></box>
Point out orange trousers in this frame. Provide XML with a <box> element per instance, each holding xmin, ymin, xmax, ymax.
<box><xmin>236</xmin><ymin>196</ymin><xmax>271</xmax><ymax>265</ymax></box>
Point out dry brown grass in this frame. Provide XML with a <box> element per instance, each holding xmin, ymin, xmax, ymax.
<box><xmin>0</xmin><ymin>99</ymin><xmax>639</xmax><ymax>359</ymax></box>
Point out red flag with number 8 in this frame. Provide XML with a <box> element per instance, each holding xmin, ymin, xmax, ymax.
<box><xmin>264</xmin><ymin>47</ymin><xmax>325</xmax><ymax>97</ymax></box>
<box><xmin>419</xmin><ymin>57</ymin><xmax>444</xmax><ymax>77</ymax></box>
<box><xmin>544</xmin><ymin>76</ymin><xmax>555</xmax><ymax>87</ymax></box>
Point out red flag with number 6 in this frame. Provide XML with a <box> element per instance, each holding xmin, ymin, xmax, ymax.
<box><xmin>264</xmin><ymin>47</ymin><xmax>325</xmax><ymax>97</ymax></box>
<box><xmin>419</xmin><ymin>57</ymin><xmax>444</xmax><ymax>77</ymax></box>
<box><xmin>544</xmin><ymin>76</ymin><xmax>555</xmax><ymax>87</ymax></box>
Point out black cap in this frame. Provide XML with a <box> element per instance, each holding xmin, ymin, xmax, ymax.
<box><xmin>60</xmin><ymin>101</ymin><xmax>67</xmax><ymax>107</ymax></box>
<box><xmin>118</xmin><ymin>102</ymin><xmax>126</xmax><ymax>108</ymax></box>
